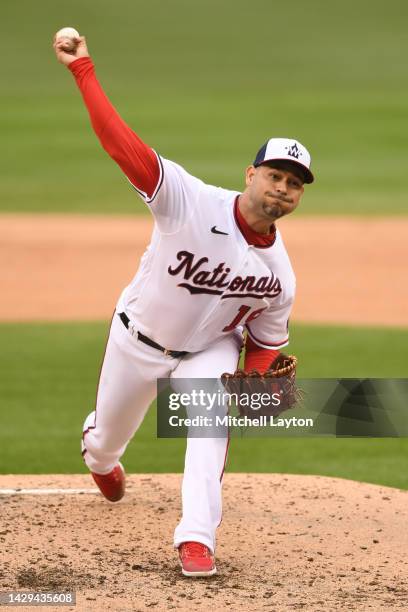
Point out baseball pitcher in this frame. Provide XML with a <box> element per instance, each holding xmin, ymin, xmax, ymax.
<box><xmin>53</xmin><ymin>32</ymin><xmax>314</xmax><ymax>577</ymax></box>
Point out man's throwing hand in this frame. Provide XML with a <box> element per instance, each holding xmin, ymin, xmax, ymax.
<box><xmin>53</xmin><ymin>31</ymin><xmax>90</xmax><ymax>66</ymax></box>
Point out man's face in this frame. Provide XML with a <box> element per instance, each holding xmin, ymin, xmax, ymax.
<box><xmin>244</xmin><ymin>163</ymin><xmax>305</xmax><ymax>221</ymax></box>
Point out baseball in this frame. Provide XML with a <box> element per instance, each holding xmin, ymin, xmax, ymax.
<box><xmin>55</xmin><ymin>27</ymin><xmax>80</xmax><ymax>52</ymax></box>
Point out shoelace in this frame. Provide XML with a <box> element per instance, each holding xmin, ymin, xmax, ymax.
<box><xmin>182</xmin><ymin>542</ymin><xmax>211</xmax><ymax>558</ymax></box>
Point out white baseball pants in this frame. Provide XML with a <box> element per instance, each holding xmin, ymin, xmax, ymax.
<box><xmin>82</xmin><ymin>310</ymin><xmax>242</xmax><ymax>554</ymax></box>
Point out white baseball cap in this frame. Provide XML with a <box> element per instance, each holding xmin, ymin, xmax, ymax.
<box><xmin>253</xmin><ymin>138</ymin><xmax>314</xmax><ymax>183</ymax></box>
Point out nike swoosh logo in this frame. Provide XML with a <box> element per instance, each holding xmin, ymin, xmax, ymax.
<box><xmin>211</xmin><ymin>226</ymin><xmax>229</xmax><ymax>235</ymax></box>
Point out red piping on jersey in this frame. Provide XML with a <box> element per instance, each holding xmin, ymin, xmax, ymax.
<box><xmin>68</xmin><ymin>57</ymin><xmax>161</xmax><ymax>200</ymax></box>
<box><xmin>233</xmin><ymin>196</ymin><xmax>277</xmax><ymax>248</ymax></box>
<box><xmin>246</xmin><ymin>323</ymin><xmax>288</xmax><ymax>349</ymax></box>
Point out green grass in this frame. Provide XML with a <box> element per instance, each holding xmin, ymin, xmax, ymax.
<box><xmin>0</xmin><ymin>321</ymin><xmax>407</xmax><ymax>488</ymax></box>
<box><xmin>1</xmin><ymin>0</ymin><xmax>408</xmax><ymax>214</ymax></box>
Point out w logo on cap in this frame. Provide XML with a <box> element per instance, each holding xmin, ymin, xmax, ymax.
<box><xmin>253</xmin><ymin>137</ymin><xmax>314</xmax><ymax>183</ymax></box>
<box><xmin>286</xmin><ymin>143</ymin><xmax>301</xmax><ymax>159</ymax></box>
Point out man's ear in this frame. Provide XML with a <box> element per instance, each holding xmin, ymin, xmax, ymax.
<box><xmin>245</xmin><ymin>165</ymin><xmax>256</xmax><ymax>187</ymax></box>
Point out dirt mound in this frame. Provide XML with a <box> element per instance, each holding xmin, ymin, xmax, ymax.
<box><xmin>1</xmin><ymin>473</ymin><xmax>407</xmax><ymax>611</ymax></box>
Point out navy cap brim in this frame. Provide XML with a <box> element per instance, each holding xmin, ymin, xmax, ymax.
<box><xmin>254</xmin><ymin>158</ymin><xmax>314</xmax><ymax>184</ymax></box>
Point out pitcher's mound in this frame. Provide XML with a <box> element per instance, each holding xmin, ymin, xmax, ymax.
<box><xmin>0</xmin><ymin>473</ymin><xmax>407</xmax><ymax>611</ymax></box>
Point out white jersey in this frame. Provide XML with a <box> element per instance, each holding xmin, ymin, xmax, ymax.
<box><xmin>116</xmin><ymin>155</ymin><xmax>296</xmax><ymax>353</ymax></box>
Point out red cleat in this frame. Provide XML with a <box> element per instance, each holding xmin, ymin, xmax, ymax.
<box><xmin>91</xmin><ymin>463</ymin><xmax>125</xmax><ymax>502</ymax></box>
<box><xmin>178</xmin><ymin>541</ymin><xmax>217</xmax><ymax>577</ymax></box>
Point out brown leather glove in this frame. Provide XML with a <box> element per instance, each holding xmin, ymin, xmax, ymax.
<box><xmin>221</xmin><ymin>353</ymin><xmax>299</xmax><ymax>419</ymax></box>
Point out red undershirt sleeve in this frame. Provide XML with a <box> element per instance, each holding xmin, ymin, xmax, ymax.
<box><xmin>68</xmin><ymin>57</ymin><xmax>160</xmax><ymax>199</ymax></box>
<box><xmin>243</xmin><ymin>335</ymin><xmax>280</xmax><ymax>374</ymax></box>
